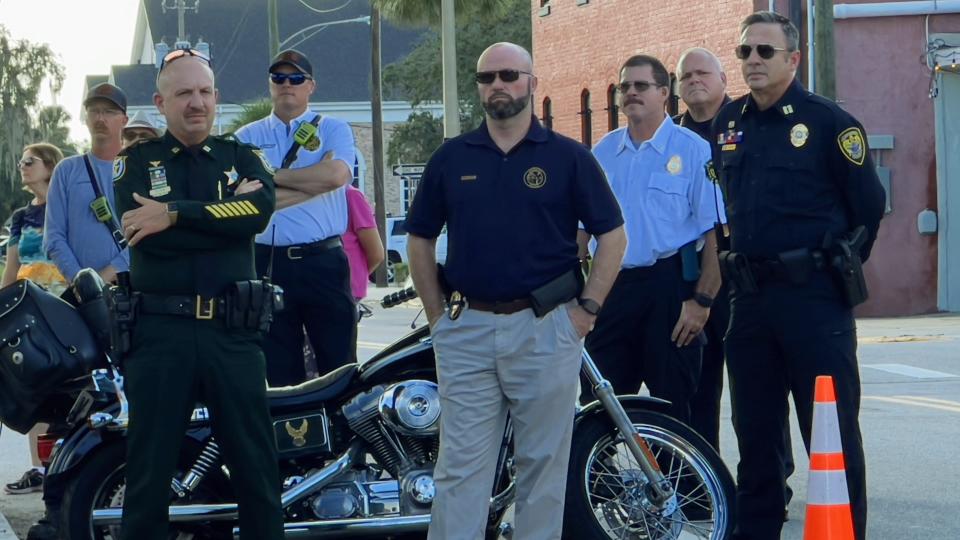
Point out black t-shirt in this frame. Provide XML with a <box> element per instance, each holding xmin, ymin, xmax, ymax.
<box><xmin>673</xmin><ymin>95</ymin><xmax>732</xmax><ymax>142</ymax></box>
<box><xmin>405</xmin><ymin>117</ymin><xmax>623</xmax><ymax>301</ymax></box>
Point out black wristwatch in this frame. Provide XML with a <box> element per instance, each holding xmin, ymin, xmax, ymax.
<box><xmin>692</xmin><ymin>293</ymin><xmax>714</xmax><ymax>308</ymax></box>
<box><xmin>166</xmin><ymin>202</ymin><xmax>180</xmax><ymax>225</ymax></box>
<box><xmin>578</xmin><ymin>297</ymin><xmax>601</xmax><ymax>316</ymax></box>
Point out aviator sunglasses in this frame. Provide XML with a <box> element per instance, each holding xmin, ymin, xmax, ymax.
<box><xmin>735</xmin><ymin>44</ymin><xmax>788</xmax><ymax>60</ymax></box>
<box><xmin>475</xmin><ymin>69</ymin><xmax>531</xmax><ymax>84</ymax></box>
<box><xmin>270</xmin><ymin>72</ymin><xmax>312</xmax><ymax>86</ymax></box>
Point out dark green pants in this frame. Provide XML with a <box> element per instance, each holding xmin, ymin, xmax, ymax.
<box><xmin>120</xmin><ymin>315</ymin><xmax>284</xmax><ymax>540</ymax></box>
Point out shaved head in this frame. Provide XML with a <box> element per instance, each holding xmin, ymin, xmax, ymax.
<box><xmin>153</xmin><ymin>57</ymin><xmax>218</xmax><ymax>146</ymax></box>
<box><xmin>477</xmin><ymin>42</ymin><xmax>533</xmax><ymax>73</ymax></box>
<box><xmin>156</xmin><ymin>57</ymin><xmax>215</xmax><ymax>95</ymax></box>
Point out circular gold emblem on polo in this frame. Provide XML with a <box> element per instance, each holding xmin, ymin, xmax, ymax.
<box><xmin>304</xmin><ymin>134</ymin><xmax>321</xmax><ymax>152</ymax></box>
<box><xmin>666</xmin><ymin>155</ymin><xmax>683</xmax><ymax>175</ymax></box>
<box><xmin>790</xmin><ymin>123</ymin><xmax>809</xmax><ymax>148</ymax></box>
<box><xmin>523</xmin><ymin>166</ymin><xmax>547</xmax><ymax>189</ymax></box>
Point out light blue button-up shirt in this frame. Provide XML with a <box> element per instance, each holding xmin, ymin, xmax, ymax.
<box><xmin>592</xmin><ymin>115</ymin><xmax>725</xmax><ymax>268</ymax></box>
<box><xmin>236</xmin><ymin>108</ymin><xmax>356</xmax><ymax>246</ymax></box>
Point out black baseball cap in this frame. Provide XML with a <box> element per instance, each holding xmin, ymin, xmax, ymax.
<box><xmin>83</xmin><ymin>83</ymin><xmax>128</xmax><ymax>113</ymax></box>
<box><xmin>269</xmin><ymin>49</ymin><xmax>313</xmax><ymax>77</ymax></box>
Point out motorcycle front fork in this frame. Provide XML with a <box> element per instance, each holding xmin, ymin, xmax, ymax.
<box><xmin>580</xmin><ymin>349</ymin><xmax>675</xmax><ymax>508</ymax></box>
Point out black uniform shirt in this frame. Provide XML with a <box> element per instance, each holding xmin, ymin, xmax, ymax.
<box><xmin>405</xmin><ymin>117</ymin><xmax>623</xmax><ymax>301</ymax></box>
<box><xmin>710</xmin><ymin>80</ymin><xmax>885</xmax><ymax>260</ymax></box>
<box><xmin>673</xmin><ymin>95</ymin><xmax>732</xmax><ymax>142</ymax></box>
<box><xmin>113</xmin><ymin>132</ymin><xmax>276</xmax><ymax>296</ymax></box>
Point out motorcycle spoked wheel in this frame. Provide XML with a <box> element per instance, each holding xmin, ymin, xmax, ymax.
<box><xmin>562</xmin><ymin>409</ymin><xmax>735</xmax><ymax>540</ymax></box>
<box><xmin>61</xmin><ymin>442</ymin><xmax>231</xmax><ymax>540</ymax></box>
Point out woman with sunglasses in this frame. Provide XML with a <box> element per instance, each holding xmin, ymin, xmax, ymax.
<box><xmin>1</xmin><ymin>142</ymin><xmax>66</xmax><ymax>495</ymax></box>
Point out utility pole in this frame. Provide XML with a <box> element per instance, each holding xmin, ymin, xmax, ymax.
<box><xmin>268</xmin><ymin>0</ymin><xmax>280</xmax><ymax>58</ymax></box>
<box><xmin>814</xmin><ymin>0</ymin><xmax>836</xmax><ymax>99</ymax></box>
<box><xmin>440</xmin><ymin>0</ymin><xmax>459</xmax><ymax>138</ymax></box>
<box><xmin>371</xmin><ymin>5</ymin><xmax>388</xmax><ymax>287</ymax></box>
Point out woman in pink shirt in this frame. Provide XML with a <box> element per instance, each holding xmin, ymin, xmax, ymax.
<box><xmin>343</xmin><ymin>185</ymin><xmax>384</xmax><ymax>301</ymax></box>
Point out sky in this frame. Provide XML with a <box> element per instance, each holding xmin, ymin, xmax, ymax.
<box><xmin>0</xmin><ymin>0</ymin><xmax>141</xmax><ymax>144</ymax></box>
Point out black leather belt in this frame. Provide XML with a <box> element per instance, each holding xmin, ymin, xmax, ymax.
<box><xmin>257</xmin><ymin>236</ymin><xmax>342</xmax><ymax>260</ymax></box>
<box><xmin>468</xmin><ymin>298</ymin><xmax>533</xmax><ymax>315</ymax></box>
<box><xmin>140</xmin><ymin>294</ymin><xmax>227</xmax><ymax>320</ymax></box>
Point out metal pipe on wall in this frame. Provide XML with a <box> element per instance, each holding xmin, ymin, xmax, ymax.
<box><xmin>835</xmin><ymin>1</ymin><xmax>960</xmax><ymax>19</ymax></box>
<box><xmin>807</xmin><ymin>0</ymin><xmax>816</xmax><ymax>92</ymax></box>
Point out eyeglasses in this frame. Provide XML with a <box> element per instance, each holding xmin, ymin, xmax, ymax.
<box><xmin>86</xmin><ymin>107</ymin><xmax>124</xmax><ymax>118</ymax></box>
<box><xmin>475</xmin><ymin>69</ymin><xmax>532</xmax><ymax>84</ymax></box>
<box><xmin>270</xmin><ymin>72</ymin><xmax>312</xmax><ymax>86</ymax></box>
<box><xmin>18</xmin><ymin>157</ymin><xmax>44</xmax><ymax>168</ymax></box>
<box><xmin>735</xmin><ymin>44</ymin><xmax>789</xmax><ymax>60</ymax></box>
<box><xmin>617</xmin><ymin>80</ymin><xmax>662</xmax><ymax>93</ymax></box>
<box><xmin>159</xmin><ymin>48</ymin><xmax>212</xmax><ymax>73</ymax></box>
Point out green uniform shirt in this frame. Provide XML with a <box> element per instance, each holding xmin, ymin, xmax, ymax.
<box><xmin>112</xmin><ymin>132</ymin><xmax>276</xmax><ymax>296</ymax></box>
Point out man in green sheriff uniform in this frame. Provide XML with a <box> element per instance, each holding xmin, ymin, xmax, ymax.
<box><xmin>112</xmin><ymin>50</ymin><xmax>284</xmax><ymax>540</ymax></box>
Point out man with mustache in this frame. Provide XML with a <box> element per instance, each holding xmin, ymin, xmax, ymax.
<box><xmin>44</xmin><ymin>83</ymin><xmax>131</xmax><ymax>285</ymax></box>
<box><xmin>712</xmin><ymin>11</ymin><xmax>884</xmax><ymax>539</ymax></box>
<box><xmin>584</xmin><ymin>54</ymin><xmax>724</xmax><ymax>425</ymax></box>
<box><xmin>406</xmin><ymin>42</ymin><xmax>626</xmax><ymax>540</ymax></box>
<box><xmin>236</xmin><ymin>49</ymin><xmax>357</xmax><ymax>387</ymax></box>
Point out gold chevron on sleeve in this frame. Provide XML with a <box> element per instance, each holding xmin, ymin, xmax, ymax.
<box><xmin>204</xmin><ymin>200</ymin><xmax>261</xmax><ymax>219</ymax></box>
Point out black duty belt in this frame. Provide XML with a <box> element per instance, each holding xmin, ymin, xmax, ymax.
<box><xmin>139</xmin><ymin>294</ymin><xmax>227</xmax><ymax>320</ymax></box>
<box><xmin>258</xmin><ymin>236</ymin><xmax>342</xmax><ymax>260</ymax></box>
<box><xmin>468</xmin><ymin>297</ymin><xmax>533</xmax><ymax>315</ymax></box>
<box><xmin>748</xmin><ymin>249</ymin><xmax>826</xmax><ymax>283</ymax></box>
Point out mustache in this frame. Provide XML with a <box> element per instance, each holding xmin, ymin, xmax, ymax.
<box><xmin>623</xmin><ymin>97</ymin><xmax>644</xmax><ymax>105</ymax></box>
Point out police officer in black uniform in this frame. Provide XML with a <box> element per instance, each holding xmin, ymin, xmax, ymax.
<box><xmin>112</xmin><ymin>51</ymin><xmax>283</xmax><ymax>540</ymax></box>
<box><xmin>712</xmin><ymin>12</ymin><xmax>885</xmax><ymax>540</ymax></box>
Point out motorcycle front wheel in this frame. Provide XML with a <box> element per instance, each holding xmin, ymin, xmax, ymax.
<box><xmin>563</xmin><ymin>409</ymin><xmax>735</xmax><ymax>540</ymax></box>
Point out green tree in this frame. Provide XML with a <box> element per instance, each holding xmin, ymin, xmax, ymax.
<box><xmin>0</xmin><ymin>25</ymin><xmax>64</xmax><ymax>226</ymax></box>
<box><xmin>380</xmin><ymin>0</ymin><xmax>532</xmax><ymax>164</ymax></box>
<box><xmin>227</xmin><ymin>99</ymin><xmax>273</xmax><ymax>133</ymax></box>
<box><xmin>373</xmin><ymin>0</ymin><xmax>512</xmax><ymax>27</ymax></box>
<box><xmin>33</xmin><ymin>105</ymin><xmax>78</xmax><ymax>157</ymax></box>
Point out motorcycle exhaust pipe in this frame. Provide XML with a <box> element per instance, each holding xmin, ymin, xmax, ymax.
<box><xmin>233</xmin><ymin>515</ymin><xmax>431</xmax><ymax>539</ymax></box>
<box><xmin>90</xmin><ymin>441</ymin><xmax>362</xmax><ymax>526</ymax></box>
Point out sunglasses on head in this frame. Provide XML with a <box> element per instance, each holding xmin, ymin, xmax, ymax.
<box><xmin>159</xmin><ymin>48</ymin><xmax>212</xmax><ymax>73</ymax></box>
<box><xmin>617</xmin><ymin>80</ymin><xmax>661</xmax><ymax>93</ymax></box>
<box><xmin>735</xmin><ymin>44</ymin><xmax>788</xmax><ymax>60</ymax></box>
<box><xmin>475</xmin><ymin>69</ymin><xmax>531</xmax><ymax>84</ymax></box>
<box><xmin>18</xmin><ymin>157</ymin><xmax>44</xmax><ymax>168</ymax></box>
<box><xmin>270</xmin><ymin>72</ymin><xmax>312</xmax><ymax>86</ymax></box>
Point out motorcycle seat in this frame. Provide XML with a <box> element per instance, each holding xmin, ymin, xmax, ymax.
<box><xmin>266</xmin><ymin>363</ymin><xmax>358</xmax><ymax>410</ymax></box>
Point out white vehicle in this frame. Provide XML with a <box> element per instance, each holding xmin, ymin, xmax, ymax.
<box><xmin>379</xmin><ymin>217</ymin><xmax>447</xmax><ymax>282</ymax></box>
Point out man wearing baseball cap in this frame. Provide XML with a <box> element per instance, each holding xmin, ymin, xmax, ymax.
<box><xmin>44</xmin><ymin>83</ymin><xmax>130</xmax><ymax>285</ymax></box>
<box><xmin>236</xmin><ymin>49</ymin><xmax>358</xmax><ymax>386</ymax></box>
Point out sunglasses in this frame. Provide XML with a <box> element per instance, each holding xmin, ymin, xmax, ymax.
<box><xmin>617</xmin><ymin>80</ymin><xmax>661</xmax><ymax>94</ymax></box>
<box><xmin>735</xmin><ymin>44</ymin><xmax>789</xmax><ymax>60</ymax></box>
<box><xmin>270</xmin><ymin>72</ymin><xmax>312</xmax><ymax>86</ymax></box>
<box><xmin>18</xmin><ymin>157</ymin><xmax>44</xmax><ymax>168</ymax></box>
<box><xmin>475</xmin><ymin>69</ymin><xmax>531</xmax><ymax>84</ymax></box>
<box><xmin>159</xmin><ymin>48</ymin><xmax>212</xmax><ymax>73</ymax></box>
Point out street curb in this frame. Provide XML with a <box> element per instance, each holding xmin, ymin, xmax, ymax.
<box><xmin>0</xmin><ymin>509</ymin><xmax>18</xmax><ymax>540</ymax></box>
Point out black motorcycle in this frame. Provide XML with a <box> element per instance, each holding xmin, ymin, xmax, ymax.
<box><xmin>1</xmin><ymin>275</ymin><xmax>735</xmax><ymax>540</ymax></box>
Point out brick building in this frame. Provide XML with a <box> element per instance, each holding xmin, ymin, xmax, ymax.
<box><xmin>532</xmin><ymin>0</ymin><xmax>960</xmax><ymax>316</ymax></box>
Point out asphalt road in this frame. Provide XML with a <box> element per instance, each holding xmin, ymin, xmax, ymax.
<box><xmin>2</xmin><ymin>288</ymin><xmax>958</xmax><ymax>538</ymax></box>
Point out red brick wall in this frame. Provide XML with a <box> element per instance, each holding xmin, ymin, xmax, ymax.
<box><xmin>531</xmin><ymin>0</ymin><xmax>760</xmax><ymax>144</ymax></box>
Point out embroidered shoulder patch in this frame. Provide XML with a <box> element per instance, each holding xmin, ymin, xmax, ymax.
<box><xmin>112</xmin><ymin>156</ymin><xmax>127</xmax><ymax>182</ymax></box>
<box><xmin>837</xmin><ymin>127</ymin><xmax>866</xmax><ymax>166</ymax></box>
<box><xmin>251</xmin><ymin>148</ymin><xmax>275</xmax><ymax>174</ymax></box>
<box><xmin>704</xmin><ymin>160</ymin><xmax>719</xmax><ymax>184</ymax></box>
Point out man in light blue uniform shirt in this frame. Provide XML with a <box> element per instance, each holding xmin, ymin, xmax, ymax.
<box><xmin>236</xmin><ymin>49</ymin><xmax>356</xmax><ymax>386</ymax></box>
<box><xmin>582</xmin><ymin>54</ymin><xmax>725</xmax><ymax>423</ymax></box>
<box><xmin>44</xmin><ymin>83</ymin><xmax>130</xmax><ymax>284</ymax></box>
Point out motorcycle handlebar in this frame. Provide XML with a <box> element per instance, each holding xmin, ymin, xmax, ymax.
<box><xmin>381</xmin><ymin>287</ymin><xmax>418</xmax><ymax>309</ymax></box>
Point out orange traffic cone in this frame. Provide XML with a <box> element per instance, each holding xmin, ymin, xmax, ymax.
<box><xmin>803</xmin><ymin>375</ymin><xmax>855</xmax><ymax>540</ymax></box>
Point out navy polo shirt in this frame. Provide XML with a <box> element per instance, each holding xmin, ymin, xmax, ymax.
<box><xmin>406</xmin><ymin>117</ymin><xmax>623</xmax><ymax>301</ymax></box>
<box><xmin>711</xmin><ymin>80</ymin><xmax>885</xmax><ymax>261</ymax></box>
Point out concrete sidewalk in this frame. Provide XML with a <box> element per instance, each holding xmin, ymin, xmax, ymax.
<box><xmin>0</xmin><ymin>510</ymin><xmax>17</xmax><ymax>540</ymax></box>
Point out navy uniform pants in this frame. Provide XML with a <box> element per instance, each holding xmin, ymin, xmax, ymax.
<box><xmin>726</xmin><ymin>274</ymin><xmax>866</xmax><ymax>540</ymax></box>
<box><xmin>121</xmin><ymin>316</ymin><xmax>283</xmax><ymax>540</ymax></box>
<box><xmin>583</xmin><ymin>255</ymin><xmax>702</xmax><ymax>423</ymax></box>
<box><xmin>256</xmin><ymin>243</ymin><xmax>356</xmax><ymax>387</ymax></box>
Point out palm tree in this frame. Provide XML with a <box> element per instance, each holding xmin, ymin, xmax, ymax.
<box><xmin>372</xmin><ymin>0</ymin><xmax>511</xmax><ymax>26</ymax></box>
<box><xmin>33</xmin><ymin>105</ymin><xmax>77</xmax><ymax>156</ymax></box>
<box><xmin>227</xmin><ymin>99</ymin><xmax>273</xmax><ymax>133</ymax></box>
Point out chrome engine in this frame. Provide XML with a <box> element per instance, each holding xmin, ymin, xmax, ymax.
<box><xmin>333</xmin><ymin>380</ymin><xmax>442</xmax><ymax>519</ymax></box>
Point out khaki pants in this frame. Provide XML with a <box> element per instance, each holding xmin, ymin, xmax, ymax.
<box><xmin>428</xmin><ymin>302</ymin><xmax>583</xmax><ymax>540</ymax></box>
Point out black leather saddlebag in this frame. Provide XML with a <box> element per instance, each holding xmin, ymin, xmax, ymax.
<box><xmin>0</xmin><ymin>280</ymin><xmax>101</xmax><ymax>433</ymax></box>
